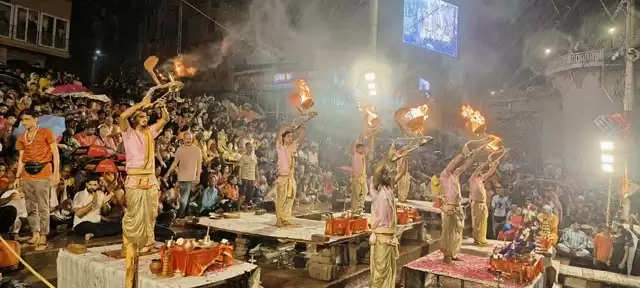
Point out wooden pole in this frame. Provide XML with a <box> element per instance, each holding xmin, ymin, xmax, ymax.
<box><xmin>607</xmin><ymin>175</ymin><xmax>612</xmax><ymax>226</ymax></box>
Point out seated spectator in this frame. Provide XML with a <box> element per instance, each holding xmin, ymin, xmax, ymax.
<box><xmin>74</xmin><ymin>121</ymin><xmax>103</xmax><ymax>147</ymax></box>
<box><xmin>0</xmin><ymin>190</ymin><xmax>20</xmax><ymax>235</ymax></box>
<box><xmin>507</xmin><ymin>205</ymin><xmax>524</xmax><ymax>229</ymax></box>
<box><xmin>593</xmin><ymin>225</ymin><xmax>613</xmax><ymax>270</ymax></box>
<box><xmin>558</xmin><ymin>223</ymin><xmax>591</xmax><ymax>258</ymax></box>
<box><xmin>71</xmin><ymin>174</ymin><xmax>121</xmax><ymax>240</ymax></box>
<box><xmin>216</xmin><ymin>174</ymin><xmax>239</xmax><ymax>212</ymax></box>
<box><xmin>199</xmin><ymin>174</ymin><xmax>219</xmax><ymax>215</ymax></box>
<box><xmin>497</xmin><ymin>223</ymin><xmax>518</xmax><ymax>241</ymax></box>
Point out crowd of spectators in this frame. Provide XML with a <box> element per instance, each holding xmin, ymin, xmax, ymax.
<box><xmin>0</xmin><ymin>64</ymin><xmax>339</xmax><ymax>247</ymax></box>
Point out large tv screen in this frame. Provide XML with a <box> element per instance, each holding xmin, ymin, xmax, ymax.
<box><xmin>403</xmin><ymin>0</ymin><xmax>459</xmax><ymax>57</ymax></box>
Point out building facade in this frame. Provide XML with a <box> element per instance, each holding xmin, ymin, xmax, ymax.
<box><xmin>0</xmin><ymin>0</ymin><xmax>71</xmax><ymax>66</ymax></box>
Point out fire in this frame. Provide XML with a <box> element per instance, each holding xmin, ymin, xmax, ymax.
<box><xmin>173</xmin><ymin>57</ymin><xmax>197</xmax><ymax>78</ymax></box>
<box><xmin>359</xmin><ymin>104</ymin><xmax>379</xmax><ymax>128</ymax></box>
<box><xmin>405</xmin><ymin>104</ymin><xmax>429</xmax><ymax>121</ymax></box>
<box><xmin>487</xmin><ymin>135</ymin><xmax>503</xmax><ymax>151</ymax></box>
<box><xmin>295</xmin><ymin>79</ymin><xmax>313</xmax><ymax>110</ymax></box>
<box><xmin>461</xmin><ymin>105</ymin><xmax>486</xmax><ymax>133</ymax></box>
<box><xmin>395</xmin><ymin>104</ymin><xmax>430</xmax><ymax>136</ymax></box>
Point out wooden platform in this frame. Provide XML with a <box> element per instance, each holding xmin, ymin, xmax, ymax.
<box><xmin>459</xmin><ymin>238</ymin><xmax>507</xmax><ymax>257</ymax></box>
<box><xmin>57</xmin><ymin>243</ymin><xmax>258</xmax><ymax>288</ymax></box>
<box><xmin>197</xmin><ymin>213</ymin><xmax>423</xmax><ymax>245</ymax></box>
<box><xmin>198</xmin><ymin>213</ymin><xmax>359</xmax><ymax>245</ymax></box>
<box><xmin>404</xmin><ymin>250</ymin><xmax>543</xmax><ymax>288</ymax></box>
<box><xmin>261</xmin><ymin>240</ymin><xmax>428</xmax><ymax>288</ymax></box>
<box><xmin>558</xmin><ymin>262</ymin><xmax>640</xmax><ymax>287</ymax></box>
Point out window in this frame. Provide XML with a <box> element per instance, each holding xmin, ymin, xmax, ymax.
<box><xmin>14</xmin><ymin>6</ymin><xmax>26</xmax><ymax>41</ymax></box>
<box><xmin>54</xmin><ymin>18</ymin><xmax>67</xmax><ymax>49</ymax></box>
<box><xmin>0</xmin><ymin>2</ymin><xmax>12</xmax><ymax>37</ymax></box>
<box><xmin>40</xmin><ymin>14</ymin><xmax>54</xmax><ymax>47</ymax></box>
<box><xmin>27</xmin><ymin>9</ymin><xmax>38</xmax><ymax>44</ymax></box>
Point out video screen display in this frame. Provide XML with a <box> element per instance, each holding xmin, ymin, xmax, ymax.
<box><xmin>403</xmin><ymin>0</ymin><xmax>459</xmax><ymax>57</ymax></box>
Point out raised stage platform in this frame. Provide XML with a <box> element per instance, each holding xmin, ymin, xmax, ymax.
<box><xmin>56</xmin><ymin>243</ymin><xmax>259</xmax><ymax>288</ymax></box>
<box><xmin>196</xmin><ymin>212</ymin><xmax>424</xmax><ymax>245</ymax></box>
<box><xmin>404</xmin><ymin>250</ymin><xmax>543</xmax><ymax>288</ymax></box>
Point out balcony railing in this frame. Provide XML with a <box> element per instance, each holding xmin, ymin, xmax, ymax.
<box><xmin>545</xmin><ymin>49</ymin><xmax>604</xmax><ymax>75</ymax></box>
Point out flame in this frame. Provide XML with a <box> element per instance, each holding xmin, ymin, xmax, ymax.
<box><xmin>487</xmin><ymin>136</ymin><xmax>503</xmax><ymax>151</ymax></box>
<box><xmin>296</xmin><ymin>79</ymin><xmax>313</xmax><ymax>110</ymax></box>
<box><xmin>173</xmin><ymin>57</ymin><xmax>197</xmax><ymax>78</ymax></box>
<box><xmin>461</xmin><ymin>105</ymin><xmax>486</xmax><ymax>133</ymax></box>
<box><xmin>405</xmin><ymin>104</ymin><xmax>429</xmax><ymax>121</ymax></box>
<box><xmin>359</xmin><ymin>104</ymin><xmax>379</xmax><ymax>128</ymax></box>
<box><xmin>395</xmin><ymin>104</ymin><xmax>430</xmax><ymax>136</ymax></box>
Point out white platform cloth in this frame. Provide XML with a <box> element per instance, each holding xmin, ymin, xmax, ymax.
<box><xmin>57</xmin><ymin>244</ymin><xmax>258</xmax><ymax>288</ymax></box>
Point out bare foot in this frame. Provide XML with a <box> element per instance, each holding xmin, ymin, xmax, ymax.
<box><xmin>84</xmin><ymin>233</ymin><xmax>95</xmax><ymax>241</ymax></box>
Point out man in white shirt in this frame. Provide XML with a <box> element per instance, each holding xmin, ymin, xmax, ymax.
<box><xmin>72</xmin><ymin>174</ymin><xmax>121</xmax><ymax>240</ymax></box>
<box><xmin>491</xmin><ymin>186</ymin><xmax>511</xmax><ymax>237</ymax></box>
<box><xmin>164</xmin><ymin>132</ymin><xmax>202</xmax><ymax>218</ymax></box>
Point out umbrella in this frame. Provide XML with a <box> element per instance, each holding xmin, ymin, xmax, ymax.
<box><xmin>46</xmin><ymin>84</ymin><xmax>88</xmax><ymax>96</ymax></box>
<box><xmin>13</xmin><ymin>115</ymin><xmax>66</xmax><ymax>139</ymax></box>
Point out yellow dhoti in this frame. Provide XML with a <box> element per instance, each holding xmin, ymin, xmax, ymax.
<box><xmin>123</xmin><ymin>177</ymin><xmax>159</xmax><ymax>288</ymax></box>
<box><xmin>440</xmin><ymin>206</ymin><xmax>464</xmax><ymax>259</ymax></box>
<box><xmin>275</xmin><ymin>175</ymin><xmax>296</xmax><ymax>225</ymax></box>
<box><xmin>471</xmin><ymin>201</ymin><xmax>488</xmax><ymax>245</ymax></box>
<box><xmin>370</xmin><ymin>232</ymin><xmax>399</xmax><ymax>288</ymax></box>
<box><xmin>350</xmin><ymin>174</ymin><xmax>367</xmax><ymax>215</ymax></box>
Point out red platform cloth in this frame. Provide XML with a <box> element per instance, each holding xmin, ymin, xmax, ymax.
<box><xmin>405</xmin><ymin>251</ymin><xmax>541</xmax><ymax>288</ymax></box>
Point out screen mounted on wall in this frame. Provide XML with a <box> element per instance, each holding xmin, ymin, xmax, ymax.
<box><xmin>403</xmin><ymin>0</ymin><xmax>459</xmax><ymax>57</ymax></box>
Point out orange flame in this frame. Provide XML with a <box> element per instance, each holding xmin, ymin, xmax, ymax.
<box><xmin>395</xmin><ymin>104</ymin><xmax>430</xmax><ymax>136</ymax></box>
<box><xmin>173</xmin><ymin>57</ymin><xmax>197</xmax><ymax>78</ymax></box>
<box><xmin>295</xmin><ymin>79</ymin><xmax>313</xmax><ymax>110</ymax></box>
<box><xmin>405</xmin><ymin>104</ymin><xmax>429</xmax><ymax>121</ymax></box>
<box><xmin>461</xmin><ymin>105</ymin><xmax>486</xmax><ymax>133</ymax></box>
<box><xmin>359</xmin><ymin>104</ymin><xmax>379</xmax><ymax>128</ymax></box>
<box><xmin>487</xmin><ymin>136</ymin><xmax>503</xmax><ymax>151</ymax></box>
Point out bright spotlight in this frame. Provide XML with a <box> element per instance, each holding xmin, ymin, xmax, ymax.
<box><xmin>608</xmin><ymin>27</ymin><xmax>617</xmax><ymax>34</ymax></box>
<box><xmin>600</xmin><ymin>141</ymin><xmax>614</xmax><ymax>151</ymax></box>
<box><xmin>602</xmin><ymin>163</ymin><xmax>614</xmax><ymax>173</ymax></box>
<box><xmin>368</xmin><ymin>83</ymin><xmax>376</xmax><ymax>90</ymax></box>
<box><xmin>95</xmin><ymin>49</ymin><xmax>102</xmax><ymax>55</ymax></box>
<box><xmin>364</xmin><ymin>72</ymin><xmax>376</xmax><ymax>82</ymax></box>
<box><xmin>490</xmin><ymin>90</ymin><xmax>496</xmax><ymax>96</ymax></box>
<box><xmin>544</xmin><ymin>48</ymin><xmax>552</xmax><ymax>56</ymax></box>
<box><xmin>601</xmin><ymin>154</ymin><xmax>615</xmax><ymax>164</ymax></box>
<box><xmin>369</xmin><ymin>89</ymin><xmax>377</xmax><ymax>96</ymax></box>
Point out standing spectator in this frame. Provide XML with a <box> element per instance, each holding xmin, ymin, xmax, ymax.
<box><xmin>164</xmin><ymin>132</ymin><xmax>202</xmax><ymax>218</ymax></box>
<box><xmin>239</xmin><ymin>142</ymin><xmax>258</xmax><ymax>207</ymax></box>
<box><xmin>610</xmin><ymin>223</ymin><xmax>634</xmax><ymax>274</ymax></box>
<box><xmin>491</xmin><ymin>187</ymin><xmax>510</xmax><ymax>237</ymax></box>
<box><xmin>557</xmin><ymin>223</ymin><xmax>591</xmax><ymax>258</ymax></box>
<box><xmin>14</xmin><ymin>110</ymin><xmax>60</xmax><ymax>250</ymax></box>
<box><xmin>593</xmin><ymin>225</ymin><xmax>613</xmax><ymax>270</ymax></box>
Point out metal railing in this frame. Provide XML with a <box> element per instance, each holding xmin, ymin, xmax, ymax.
<box><xmin>545</xmin><ymin>49</ymin><xmax>604</xmax><ymax>75</ymax></box>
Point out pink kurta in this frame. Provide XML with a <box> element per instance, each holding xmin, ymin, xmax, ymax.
<box><xmin>370</xmin><ymin>185</ymin><xmax>395</xmax><ymax>230</ymax></box>
<box><xmin>440</xmin><ymin>170</ymin><xmax>461</xmax><ymax>205</ymax></box>
<box><xmin>276</xmin><ymin>142</ymin><xmax>298</xmax><ymax>176</ymax></box>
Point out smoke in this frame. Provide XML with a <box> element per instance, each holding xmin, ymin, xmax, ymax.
<box><xmin>246</xmin><ymin>0</ymin><xmax>371</xmax><ymax>67</ymax></box>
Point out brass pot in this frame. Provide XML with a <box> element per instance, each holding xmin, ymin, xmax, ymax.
<box><xmin>183</xmin><ymin>238</ymin><xmax>196</xmax><ymax>251</ymax></box>
<box><xmin>149</xmin><ymin>259</ymin><xmax>162</xmax><ymax>274</ymax></box>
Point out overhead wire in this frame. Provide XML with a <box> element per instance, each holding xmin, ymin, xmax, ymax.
<box><xmin>176</xmin><ymin>0</ymin><xmax>281</xmax><ymax>59</ymax></box>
